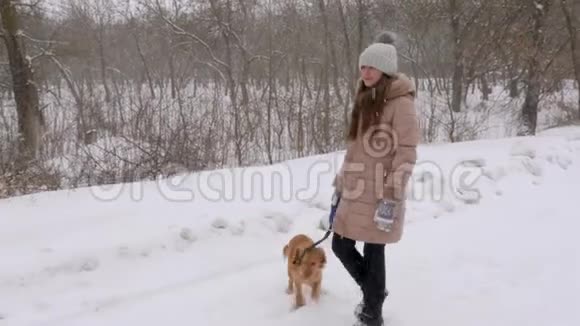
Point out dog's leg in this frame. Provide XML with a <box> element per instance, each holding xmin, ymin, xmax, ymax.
<box><xmin>286</xmin><ymin>259</ymin><xmax>294</xmax><ymax>294</ymax></box>
<box><xmin>286</xmin><ymin>275</ymin><xmax>294</xmax><ymax>294</ymax></box>
<box><xmin>294</xmin><ymin>281</ymin><xmax>305</xmax><ymax>308</ymax></box>
<box><xmin>311</xmin><ymin>281</ymin><xmax>321</xmax><ymax>302</ymax></box>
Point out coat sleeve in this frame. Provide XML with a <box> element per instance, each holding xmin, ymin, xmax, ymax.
<box><xmin>332</xmin><ymin>139</ymin><xmax>354</xmax><ymax>193</ymax></box>
<box><xmin>383</xmin><ymin>95</ymin><xmax>420</xmax><ymax>202</ymax></box>
<box><xmin>332</xmin><ymin>154</ymin><xmax>346</xmax><ymax>192</ymax></box>
<box><xmin>332</xmin><ymin>170</ymin><xmax>341</xmax><ymax>192</ymax></box>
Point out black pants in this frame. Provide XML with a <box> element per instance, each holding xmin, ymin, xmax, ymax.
<box><xmin>332</xmin><ymin>232</ymin><xmax>386</xmax><ymax>318</ymax></box>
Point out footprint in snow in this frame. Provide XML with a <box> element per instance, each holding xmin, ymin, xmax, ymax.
<box><xmin>229</xmin><ymin>221</ymin><xmax>246</xmax><ymax>236</ymax></box>
<box><xmin>179</xmin><ymin>227</ymin><xmax>197</xmax><ymax>242</ymax></box>
<box><xmin>211</xmin><ymin>217</ymin><xmax>228</xmax><ymax>229</ymax></box>
<box><xmin>79</xmin><ymin>257</ymin><xmax>99</xmax><ymax>272</ymax></box>
<box><xmin>261</xmin><ymin>213</ymin><xmax>293</xmax><ymax>233</ymax></box>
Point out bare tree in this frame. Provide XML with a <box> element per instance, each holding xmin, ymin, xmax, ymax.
<box><xmin>520</xmin><ymin>0</ymin><xmax>553</xmax><ymax>135</ymax></box>
<box><xmin>446</xmin><ymin>0</ymin><xmax>493</xmax><ymax>112</ymax></box>
<box><xmin>560</xmin><ymin>0</ymin><xmax>580</xmax><ymax>119</ymax></box>
<box><xmin>0</xmin><ymin>0</ymin><xmax>43</xmax><ymax>162</ymax></box>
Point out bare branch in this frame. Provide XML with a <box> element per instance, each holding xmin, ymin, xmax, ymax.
<box><xmin>17</xmin><ymin>31</ymin><xmax>68</xmax><ymax>46</ymax></box>
<box><xmin>146</xmin><ymin>0</ymin><xmax>229</xmax><ymax>71</ymax></box>
<box><xmin>13</xmin><ymin>0</ymin><xmax>43</xmax><ymax>9</ymax></box>
<box><xmin>193</xmin><ymin>60</ymin><xmax>226</xmax><ymax>83</ymax></box>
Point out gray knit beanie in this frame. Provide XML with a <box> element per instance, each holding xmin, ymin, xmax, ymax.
<box><xmin>358</xmin><ymin>31</ymin><xmax>398</xmax><ymax>76</ymax></box>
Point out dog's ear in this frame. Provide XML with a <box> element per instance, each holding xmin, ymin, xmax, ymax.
<box><xmin>292</xmin><ymin>249</ymin><xmax>301</xmax><ymax>265</ymax></box>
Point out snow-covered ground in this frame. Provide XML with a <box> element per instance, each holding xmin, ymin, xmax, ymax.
<box><xmin>1</xmin><ymin>126</ymin><xmax>580</xmax><ymax>326</ymax></box>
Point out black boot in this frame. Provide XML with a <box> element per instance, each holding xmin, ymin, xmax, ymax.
<box><xmin>353</xmin><ymin>312</ymin><xmax>384</xmax><ymax>326</ymax></box>
<box><xmin>354</xmin><ymin>289</ymin><xmax>388</xmax><ymax>320</ymax></box>
<box><xmin>332</xmin><ymin>234</ymin><xmax>387</xmax><ymax>326</ymax></box>
<box><xmin>353</xmin><ymin>242</ymin><xmax>386</xmax><ymax>324</ymax></box>
<box><xmin>353</xmin><ymin>292</ymin><xmax>386</xmax><ymax>326</ymax></box>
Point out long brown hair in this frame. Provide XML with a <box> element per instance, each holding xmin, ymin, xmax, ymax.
<box><xmin>347</xmin><ymin>74</ymin><xmax>395</xmax><ymax>140</ymax></box>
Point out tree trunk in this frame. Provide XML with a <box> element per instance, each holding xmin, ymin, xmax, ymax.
<box><xmin>223</xmin><ymin>36</ymin><xmax>241</xmax><ymax>166</ymax></box>
<box><xmin>509</xmin><ymin>74</ymin><xmax>520</xmax><ymax>98</ymax></box>
<box><xmin>481</xmin><ymin>74</ymin><xmax>491</xmax><ymax>101</ymax></box>
<box><xmin>266</xmin><ymin>0</ymin><xmax>274</xmax><ymax>164</ymax></box>
<box><xmin>449</xmin><ymin>0</ymin><xmax>464</xmax><ymax>113</ymax></box>
<box><xmin>168</xmin><ymin>51</ymin><xmax>177</xmax><ymax>100</ymax></box>
<box><xmin>337</xmin><ymin>0</ymin><xmax>355</xmax><ymax>131</ymax></box>
<box><xmin>317</xmin><ymin>0</ymin><xmax>343</xmax><ymax>106</ymax></box>
<box><xmin>297</xmin><ymin>74</ymin><xmax>305</xmax><ymax>157</ymax></box>
<box><xmin>97</xmin><ymin>22</ymin><xmax>111</xmax><ymax>103</ymax></box>
<box><xmin>519</xmin><ymin>0</ymin><xmax>552</xmax><ymax>136</ymax></box>
<box><xmin>133</xmin><ymin>28</ymin><xmax>156</xmax><ymax>99</ymax></box>
<box><xmin>521</xmin><ymin>71</ymin><xmax>540</xmax><ymax>135</ymax></box>
<box><xmin>560</xmin><ymin>0</ymin><xmax>580</xmax><ymax>120</ymax></box>
<box><xmin>0</xmin><ymin>0</ymin><xmax>43</xmax><ymax>162</ymax></box>
<box><xmin>317</xmin><ymin>0</ymin><xmax>332</xmax><ymax>152</ymax></box>
<box><xmin>356</xmin><ymin>0</ymin><xmax>365</xmax><ymax>56</ymax></box>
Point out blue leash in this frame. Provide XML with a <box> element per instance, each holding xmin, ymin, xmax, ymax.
<box><xmin>292</xmin><ymin>192</ymin><xmax>340</xmax><ymax>265</ymax></box>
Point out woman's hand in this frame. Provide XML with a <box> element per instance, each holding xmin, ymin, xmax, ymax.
<box><xmin>374</xmin><ymin>199</ymin><xmax>396</xmax><ymax>231</ymax></box>
<box><xmin>328</xmin><ymin>190</ymin><xmax>341</xmax><ymax>229</ymax></box>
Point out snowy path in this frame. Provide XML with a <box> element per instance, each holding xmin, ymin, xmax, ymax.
<box><xmin>1</xmin><ymin>129</ymin><xmax>580</xmax><ymax>326</ymax></box>
<box><xmin>33</xmin><ymin>177</ymin><xmax>577</xmax><ymax>326</ymax></box>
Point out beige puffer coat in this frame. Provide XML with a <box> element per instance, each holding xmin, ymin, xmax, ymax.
<box><xmin>332</xmin><ymin>73</ymin><xmax>420</xmax><ymax>244</ymax></box>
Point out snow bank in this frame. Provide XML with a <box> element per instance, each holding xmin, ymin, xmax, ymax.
<box><xmin>1</xmin><ymin>126</ymin><xmax>579</xmax><ymax>326</ymax></box>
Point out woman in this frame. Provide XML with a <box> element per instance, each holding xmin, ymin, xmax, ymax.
<box><xmin>331</xmin><ymin>31</ymin><xmax>420</xmax><ymax>326</ymax></box>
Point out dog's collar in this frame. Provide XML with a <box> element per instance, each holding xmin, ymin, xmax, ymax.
<box><xmin>292</xmin><ymin>230</ymin><xmax>331</xmax><ymax>265</ymax></box>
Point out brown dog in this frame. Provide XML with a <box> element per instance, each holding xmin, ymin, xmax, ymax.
<box><xmin>283</xmin><ymin>234</ymin><xmax>326</xmax><ymax>309</ymax></box>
